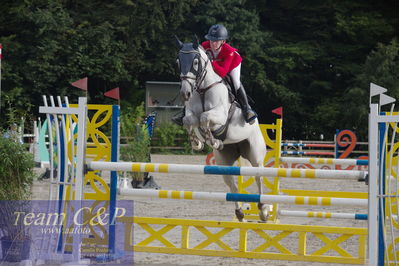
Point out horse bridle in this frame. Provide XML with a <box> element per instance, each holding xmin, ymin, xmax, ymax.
<box><xmin>178</xmin><ymin>48</ymin><xmax>222</xmax><ymax>95</ymax></box>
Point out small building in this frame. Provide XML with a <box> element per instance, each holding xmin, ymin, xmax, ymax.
<box><xmin>145</xmin><ymin>81</ymin><xmax>183</xmax><ymax>125</ymax></box>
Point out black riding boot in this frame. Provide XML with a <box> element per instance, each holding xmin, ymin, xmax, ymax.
<box><xmin>237</xmin><ymin>85</ymin><xmax>257</xmax><ymax>124</ymax></box>
<box><xmin>171</xmin><ymin>107</ymin><xmax>185</xmax><ymax>126</ymax></box>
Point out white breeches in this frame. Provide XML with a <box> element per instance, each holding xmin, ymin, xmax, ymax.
<box><xmin>229</xmin><ymin>63</ymin><xmax>241</xmax><ymax>91</ymax></box>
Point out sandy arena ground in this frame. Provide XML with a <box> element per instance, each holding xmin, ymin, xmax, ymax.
<box><xmin>32</xmin><ymin>154</ymin><xmax>369</xmax><ymax>266</ymax></box>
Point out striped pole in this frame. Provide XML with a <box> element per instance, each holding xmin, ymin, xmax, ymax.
<box><xmin>278</xmin><ymin>210</ymin><xmax>399</xmax><ymax>221</ymax></box>
<box><xmin>119</xmin><ymin>188</ymin><xmax>368</xmax><ymax>207</ymax></box>
<box><xmin>282</xmin><ymin>143</ymin><xmax>335</xmax><ymax>148</ymax></box>
<box><xmin>278</xmin><ymin>210</ymin><xmax>368</xmax><ymax>220</ymax></box>
<box><xmin>89</xmin><ymin>161</ymin><xmax>366</xmax><ymax>180</ymax></box>
<box><xmin>281</xmin><ymin>151</ymin><xmax>335</xmax><ymax>156</ymax></box>
<box><xmin>280</xmin><ymin>157</ymin><xmax>368</xmax><ymax>166</ymax></box>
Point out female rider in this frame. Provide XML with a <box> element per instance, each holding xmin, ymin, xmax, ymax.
<box><xmin>172</xmin><ymin>24</ymin><xmax>257</xmax><ymax>125</ymax></box>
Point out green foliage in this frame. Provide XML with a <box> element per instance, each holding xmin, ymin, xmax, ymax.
<box><xmin>152</xmin><ymin>123</ymin><xmax>214</xmax><ymax>154</ymax></box>
<box><xmin>0</xmin><ymin>104</ymin><xmax>34</xmax><ymax>240</ymax></box>
<box><xmin>0</xmin><ymin>136</ymin><xmax>35</xmax><ymax>200</ymax></box>
<box><xmin>2</xmin><ymin>90</ymin><xmax>34</xmax><ymax>129</ymax></box>
<box><xmin>119</xmin><ymin>102</ymin><xmax>150</xmax><ymax>180</ymax></box>
<box><xmin>154</xmin><ymin>122</ymin><xmax>186</xmax><ymax>146</ymax></box>
<box><xmin>153</xmin><ymin>122</ymin><xmax>191</xmax><ymax>153</ymax></box>
<box><xmin>341</xmin><ymin>38</ymin><xmax>399</xmax><ymax>138</ymax></box>
<box><xmin>360</xmin><ymin>39</ymin><xmax>399</xmax><ymax>95</ymax></box>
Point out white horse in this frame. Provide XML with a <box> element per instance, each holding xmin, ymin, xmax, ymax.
<box><xmin>175</xmin><ymin>36</ymin><xmax>269</xmax><ymax>221</ymax></box>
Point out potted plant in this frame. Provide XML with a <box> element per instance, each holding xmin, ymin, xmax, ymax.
<box><xmin>120</xmin><ymin>103</ymin><xmax>159</xmax><ymax>188</ymax></box>
<box><xmin>0</xmin><ymin>131</ymin><xmax>36</xmax><ymax>262</ymax></box>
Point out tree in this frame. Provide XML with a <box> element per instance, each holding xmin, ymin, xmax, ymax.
<box><xmin>246</xmin><ymin>0</ymin><xmax>399</xmax><ymax>138</ymax></box>
<box><xmin>341</xmin><ymin>38</ymin><xmax>399</xmax><ymax>139</ymax></box>
<box><xmin>1</xmin><ymin>0</ymin><xmax>399</xmax><ymax>139</ymax></box>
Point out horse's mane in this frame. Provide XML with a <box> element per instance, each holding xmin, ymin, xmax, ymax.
<box><xmin>197</xmin><ymin>45</ymin><xmax>207</xmax><ymax>60</ymax></box>
<box><xmin>198</xmin><ymin>45</ymin><xmax>212</xmax><ymax>68</ymax></box>
<box><xmin>198</xmin><ymin>45</ymin><xmax>205</xmax><ymax>53</ymax></box>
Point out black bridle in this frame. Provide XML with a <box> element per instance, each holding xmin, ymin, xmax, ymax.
<box><xmin>177</xmin><ymin>46</ymin><xmax>209</xmax><ymax>94</ymax></box>
<box><xmin>178</xmin><ymin>44</ymin><xmax>223</xmax><ymax>98</ymax></box>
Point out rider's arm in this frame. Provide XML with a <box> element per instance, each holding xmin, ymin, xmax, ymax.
<box><xmin>211</xmin><ymin>53</ymin><xmax>234</xmax><ymax>78</ymax></box>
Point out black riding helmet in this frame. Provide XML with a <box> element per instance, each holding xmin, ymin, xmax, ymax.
<box><xmin>205</xmin><ymin>24</ymin><xmax>228</xmax><ymax>41</ymax></box>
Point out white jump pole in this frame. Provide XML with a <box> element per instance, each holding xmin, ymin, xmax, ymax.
<box><xmin>278</xmin><ymin>210</ymin><xmax>368</xmax><ymax>220</ymax></box>
<box><xmin>119</xmin><ymin>188</ymin><xmax>368</xmax><ymax>207</ymax></box>
<box><xmin>368</xmin><ymin>103</ymin><xmax>379</xmax><ymax>266</ymax></box>
<box><xmin>279</xmin><ymin>157</ymin><xmax>368</xmax><ymax>166</ymax></box>
<box><xmin>88</xmin><ymin>161</ymin><xmax>366</xmax><ymax>180</ymax></box>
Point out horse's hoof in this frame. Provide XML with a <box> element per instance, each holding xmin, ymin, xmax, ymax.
<box><xmin>212</xmin><ymin>140</ymin><xmax>224</xmax><ymax>150</ymax></box>
<box><xmin>258</xmin><ymin>203</ymin><xmax>271</xmax><ymax>222</ymax></box>
<box><xmin>216</xmin><ymin>141</ymin><xmax>224</xmax><ymax>150</ymax></box>
<box><xmin>259</xmin><ymin>211</ymin><xmax>269</xmax><ymax>222</ymax></box>
<box><xmin>192</xmin><ymin>140</ymin><xmax>204</xmax><ymax>151</ymax></box>
<box><xmin>235</xmin><ymin>208</ymin><xmax>245</xmax><ymax>222</ymax></box>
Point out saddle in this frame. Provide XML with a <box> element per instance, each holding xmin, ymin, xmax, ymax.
<box><xmin>198</xmin><ymin>76</ymin><xmax>254</xmax><ymax>142</ymax></box>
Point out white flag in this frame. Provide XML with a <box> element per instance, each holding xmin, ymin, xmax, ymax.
<box><xmin>379</xmin><ymin>93</ymin><xmax>396</xmax><ymax>106</ymax></box>
<box><xmin>370</xmin><ymin>83</ymin><xmax>387</xmax><ymax>97</ymax></box>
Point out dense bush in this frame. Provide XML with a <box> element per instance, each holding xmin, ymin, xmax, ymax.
<box><xmin>0</xmin><ymin>134</ymin><xmax>35</xmax><ymax>243</ymax></box>
<box><xmin>152</xmin><ymin>122</ymin><xmax>212</xmax><ymax>154</ymax></box>
<box><xmin>119</xmin><ymin>103</ymin><xmax>151</xmax><ymax>180</ymax></box>
<box><xmin>0</xmin><ymin>134</ymin><xmax>35</xmax><ymax>200</ymax></box>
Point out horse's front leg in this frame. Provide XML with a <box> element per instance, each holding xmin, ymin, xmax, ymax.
<box><xmin>200</xmin><ymin>107</ymin><xmax>227</xmax><ymax>128</ymax></box>
<box><xmin>183</xmin><ymin>111</ymin><xmax>204</xmax><ymax>151</ymax></box>
<box><xmin>200</xmin><ymin>108</ymin><xmax>227</xmax><ymax>150</ymax></box>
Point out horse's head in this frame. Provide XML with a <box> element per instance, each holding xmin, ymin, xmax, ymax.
<box><xmin>175</xmin><ymin>35</ymin><xmax>209</xmax><ymax>101</ymax></box>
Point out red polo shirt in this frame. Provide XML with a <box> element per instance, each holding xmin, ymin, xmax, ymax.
<box><xmin>201</xmin><ymin>41</ymin><xmax>242</xmax><ymax>78</ymax></box>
